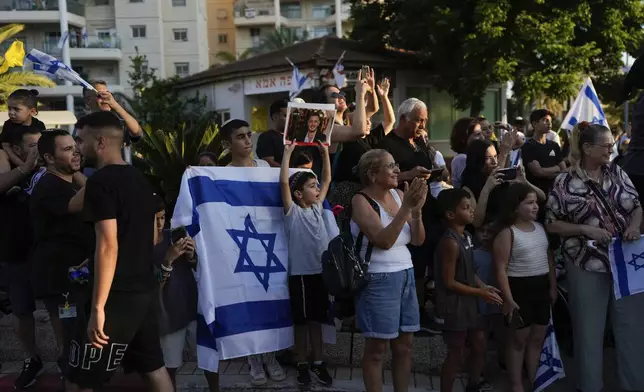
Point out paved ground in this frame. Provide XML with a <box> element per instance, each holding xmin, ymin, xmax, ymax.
<box><xmin>0</xmin><ymin>308</ymin><xmax>621</xmax><ymax>391</ymax></box>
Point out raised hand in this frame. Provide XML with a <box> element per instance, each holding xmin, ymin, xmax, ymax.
<box><xmin>376</xmin><ymin>78</ymin><xmax>390</xmax><ymax>97</ymax></box>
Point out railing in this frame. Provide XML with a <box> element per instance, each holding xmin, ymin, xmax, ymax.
<box><xmin>72</xmin><ymin>35</ymin><xmax>122</xmax><ymax>49</ymax></box>
<box><xmin>0</xmin><ymin>0</ymin><xmax>85</xmax><ymax>16</ymax></box>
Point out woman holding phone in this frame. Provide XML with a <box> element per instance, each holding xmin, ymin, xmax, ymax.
<box><xmin>461</xmin><ymin>139</ymin><xmax>545</xmax><ymax>228</ymax></box>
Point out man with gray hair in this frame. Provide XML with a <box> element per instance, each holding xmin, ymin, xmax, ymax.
<box><xmin>377</xmin><ymin>97</ymin><xmax>449</xmax><ymax>332</ymax></box>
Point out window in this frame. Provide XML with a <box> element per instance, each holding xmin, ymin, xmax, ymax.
<box><xmin>141</xmin><ymin>60</ymin><xmax>149</xmax><ymax>73</ymax></box>
<box><xmin>281</xmin><ymin>4</ymin><xmax>301</xmax><ymax>18</ymax></box>
<box><xmin>172</xmin><ymin>0</ymin><xmax>186</xmax><ymax>6</ymax></box>
<box><xmin>95</xmin><ymin>0</ymin><xmax>109</xmax><ymax>5</ymax></box>
<box><xmin>175</xmin><ymin>62</ymin><xmax>190</xmax><ymax>77</ymax></box>
<box><xmin>311</xmin><ymin>26</ymin><xmax>331</xmax><ymax>38</ymax></box>
<box><xmin>250</xmin><ymin>28</ymin><xmax>261</xmax><ymax>37</ymax></box>
<box><xmin>131</xmin><ymin>25</ymin><xmax>146</xmax><ymax>38</ymax></box>
<box><xmin>173</xmin><ymin>28</ymin><xmax>188</xmax><ymax>41</ymax></box>
<box><xmin>218</xmin><ymin>34</ymin><xmax>228</xmax><ymax>44</ymax></box>
<box><xmin>218</xmin><ymin>110</ymin><xmax>231</xmax><ymax>125</ymax></box>
<box><xmin>311</xmin><ymin>5</ymin><xmax>330</xmax><ymax>19</ymax></box>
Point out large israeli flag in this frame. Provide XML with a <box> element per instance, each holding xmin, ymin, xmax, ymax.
<box><xmin>608</xmin><ymin>236</ymin><xmax>644</xmax><ymax>300</ymax></box>
<box><xmin>561</xmin><ymin>77</ymin><xmax>609</xmax><ymax>132</ymax></box>
<box><xmin>172</xmin><ymin>167</ymin><xmax>337</xmax><ymax>372</ymax></box>
<box><xmin>533</xmin><ymin>318</ymin><xmax>565</xmax><ymax>392</ymax></box>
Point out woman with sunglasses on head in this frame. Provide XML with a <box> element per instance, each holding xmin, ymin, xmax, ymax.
<box><xmin>546</xmin><ymin>122</ymin><xmax>644</xmax><ymax>392</ymax></box>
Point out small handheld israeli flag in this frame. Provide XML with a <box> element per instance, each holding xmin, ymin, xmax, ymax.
<box><xmin>24</xmin><ymin>49</ymin><xmax>95</xmax><ymax>91</ymax></box>
<box><xmin>332</xmin><ymin>51</ymin><xmax>347</xmax><ymax>88</ymax></box>
<box><xmin>608</xmin><ymin>236</ymin><xmax>644</xmax><ymax>299</ymax></box>
<box><xmin>561</xmin><ymin>77</ymin><xmax>609</xmax><ymax>132</ymax></box>
<box><xmin>533</xmin><ymin>317</ymin><xmax>565</xmax><ymax>392</ymax></box>
<box><xmin>287</xmin><ymin>57</ymin><xmax>310</xmax><ymax>101</ymax></box>
<box><xmin>172</xmin><ymin>167</ymin><xmax>337</xmax><ymax>372</ymax></box>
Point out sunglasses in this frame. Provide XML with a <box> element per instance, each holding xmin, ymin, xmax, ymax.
<box><xmin>330</xmin><ymin>91</ymin><xmax>346</xmax><ymax>99</ymax></box>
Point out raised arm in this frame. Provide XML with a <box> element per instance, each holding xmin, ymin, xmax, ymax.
<box><xmin>279</xmin><ymin>143</ymin><xmax>296</xmax><ymax>213</ymax></box>
<box><xmin>364</xmin><ymin>67</ymin><xmax>379</xmax><ymax>118</ymax></box>
<box><xmin>100</xmin><ymin>91</ymin><xmax>143</xmax><ymax>138</ymax></box>
<box><xmin>330</xmin><ymin>71</ymin><xmax>369</xmax><ymax>143</ymax></box>
<box><xmin>318</xmin><ymin>142</ymin><xmax>331</xmax><ymax>201</ymax></box>
<box><xmin>377</xmin><ymin>78</ymin><xmax>394</xmax><ymax>134</ymax></box>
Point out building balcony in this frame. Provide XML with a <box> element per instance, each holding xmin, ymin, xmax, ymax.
<box><xmin>234</xmin><ymin>2</ymin><xmax>287</xmax><ymax>27</ymax></box>
<box><xmin>0</xmin><ymin>0</ymin><xmax>86</xmax><ymax>27</ymax></box>
<box><xmin>39</xmin><ymin>35</ymin><xmax>122</xmax><ymax>61</ymax></box>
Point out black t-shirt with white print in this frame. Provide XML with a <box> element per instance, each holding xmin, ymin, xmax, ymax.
<box><xmin>83</xmin><ymin>164</ymin><xmax>157</xmax><ymax>293</ymax></box>
<box><xmin>521</xmin><ymin>138</ymin><xmax>563</xmax><ymax>196</ymax></box>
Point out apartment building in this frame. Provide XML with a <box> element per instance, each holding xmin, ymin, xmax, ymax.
<box><xmin>1</xmin><ymin>0</ymin><xmax>209</xmax><ymax>113</ymax></box>
<box><xmin>207</xmin><ymin>0</ymin><xmax>236</xmax><ymax>65</ymax></box>
<box><xmin>233</xmin><ymin>0</ymin><xmax>351</xmax><ymax>56</ymax></box>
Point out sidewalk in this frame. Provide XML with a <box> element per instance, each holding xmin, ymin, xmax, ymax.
<box><xmin>0</xmin><ymin>359</ymin><xmax>476</xmax><ymax>392</ymax></box>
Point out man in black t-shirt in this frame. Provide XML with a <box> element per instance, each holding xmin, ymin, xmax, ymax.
<box><xmin>30</xmin><ymin>130</ymin><xmax>93</xmax><ymax>379</ymax></box>
<box><xmin>256</xmin><ymin>99</ymin><xmax>288</xmax><ymax>167</ymax></box>
<box><xmin>522</xmin><ymin>110</ymin><xmax>566</xmax><ymax>214</ymax></box>
<box><xmin>65</xmin><ymin>111</ymin><xmax>171</xmax><ymax>392</ymax></box>
<box><xmin>0</xmin><ymin>127</ymin><xmax>46</xmax><ymax>389</ymax></box>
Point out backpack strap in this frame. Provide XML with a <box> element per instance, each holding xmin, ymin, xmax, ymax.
<box><xmin>353</xmin><ymin>191</ymin><xmax>380</xmax><ymax>264</ymax></box>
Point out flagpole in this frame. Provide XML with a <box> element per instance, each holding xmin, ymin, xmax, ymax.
<box><xmin>58</xmin><ymin>0</ymin><xmax>74</xmax><ymax>122</ymax></box>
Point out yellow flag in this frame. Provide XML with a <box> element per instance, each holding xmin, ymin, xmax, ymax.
<box><xmin>0</xmin><ymin>40</ymin><xmax>25</xmax><ymax>74</ymax></box>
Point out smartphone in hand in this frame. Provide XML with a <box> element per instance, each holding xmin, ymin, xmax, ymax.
<box><xmin>171</xmin><ymin>226</ymin><xmax>188</xmax><ymax>244</ymax></box>
<box><xmin>428</xmin><ymin>168</ymin><xmax>444</xmax><ymax>183</ymax></box>
<box><xmin>498</xmin><ymin>167</ymin><xmax>517</xmax><ymax>181</ymax></box>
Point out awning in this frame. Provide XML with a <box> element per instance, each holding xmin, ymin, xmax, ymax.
<box><xmin>0</xmin><ymin>111</ymin><xmax>78</xmax><ymax>128</ymax></box>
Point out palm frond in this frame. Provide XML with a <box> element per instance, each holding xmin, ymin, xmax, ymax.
<box><xmin>0</xmin><ymin>72</ymin><xmax>56</xmax><ymax>93</ymax></box>
<box><xmin>215</xmin><ymin>51</ymin><xmax>238</xmax><ymax>63</ymax></box>
<box><xmin>0</xmin><ymin>24</ymin><xmax>25</xmax><ymax>45</ymax></box>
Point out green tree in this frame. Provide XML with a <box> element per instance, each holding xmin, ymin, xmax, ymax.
<box><xmin>256</xmin><ymin>27</ymin><xmax>309</xmax><ymax>54</ymax></box>
<box><xmin>121</xmin><ymin>54</ymin><xmax>224</xmax><ymax>209</ymax></box>
<box><xmin>347</xmin><ymin>0</ymin><xmax>644</xmax><ymax>116</ymax></box>
<box><xmin>215</xmin><ymin>49</ymin><xmax>253</xmax><ymax>64</ymax></box>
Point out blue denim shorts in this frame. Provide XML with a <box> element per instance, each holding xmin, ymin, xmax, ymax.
<box><xmin>355</xmin><ymin>268</ymin><xmax>420</xmax><ymax>339</ymax></box>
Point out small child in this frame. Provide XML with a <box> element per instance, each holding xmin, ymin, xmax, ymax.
<box><xmin>493</xmin><ymin>183</ymin><xmax>555</xmax><ymax>392</ymax></box>
<box><xmin>1</xmin><ymin>89</ymin><xmax>45</xmax><ymax>172</ymax></box>
<box><xmin>473</xmin><ymin>219</ymin><xmax>506</xmax><ymax>382</ymax></box>
<box><xmin>434</xmin><ymin>189</ymin><xmax>503</xmax><ymax>392</ymax></box>
<box><xmin>279</xmin><ymin>142</ymin><xmax>334</xmax><ymax>387</ymax></box>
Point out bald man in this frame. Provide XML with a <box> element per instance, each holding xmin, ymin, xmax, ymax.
<box><xmin>65</xmin><ymin>111</ymin><xmax>172</xmax><ymax>392</ymax></box>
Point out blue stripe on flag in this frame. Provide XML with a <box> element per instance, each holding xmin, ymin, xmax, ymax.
<box><xmin>585</xmin><ymin>86</ymin><xmax>605</xmax><ymax>116</ymax></box>
<box><xmin>188</xmin><ymin>177</ymin><xmax>282</xmax><ymax>208</ymax></box>
<box><xmin>613</xmin><ymin>238</ymin><xmax>631</xmax><ymax>297</ymax></box>
<box><xmin>196</xmin><ymin>299</ymin><xmax>292</xmax><ymax>349</ymax></box>
<box><xmin>568</xmin><ymin>117</ymin><xmax>578</xmax><ymax>126</ymax></box>
<box><xmin>187</xmin><ymin>176</ymin><xmax>334</xmax><ymax>210</ymax></box>
<box><xmin>534</xmin><ymin>368</ymin><xmax>561</xmax><ymax>390</ymax></box>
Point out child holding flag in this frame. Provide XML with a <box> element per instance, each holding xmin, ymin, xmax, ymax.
<box><xmin>279</xmin><ymin>141</ymin><xmax>335</xmax><ymax>387</ymax></box>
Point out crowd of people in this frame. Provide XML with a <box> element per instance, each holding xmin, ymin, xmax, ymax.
<box><xmin>0</xmin><ymin>65</ymin><xmax>643</xmax><ymax>392</ymax></box>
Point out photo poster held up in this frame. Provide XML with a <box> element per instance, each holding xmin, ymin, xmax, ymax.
<box><xmin>283</xmin><ymin>102</ymin><xmax>336</xmax><ymax>147</ymax></box>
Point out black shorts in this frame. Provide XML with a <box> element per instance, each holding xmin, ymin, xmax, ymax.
<box><xmin>288</xmin><ymin>274</ymin><xmax>329</xmax><ymax>326</ymax></box>
<box><xmin>508</xmin><ymin>274</ymin><xmax>551</xmax><ymax>328</ymax></box>
<box><xmin>64</xmin><ymin>290</ymin><xmax>165</xmax><ymax>389</ymax></box>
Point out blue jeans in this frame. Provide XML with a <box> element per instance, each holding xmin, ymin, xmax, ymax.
<box><xmin>355</xmin><ymin>268</ymin><xmax>420</xmax><ymax>339</ymax></box>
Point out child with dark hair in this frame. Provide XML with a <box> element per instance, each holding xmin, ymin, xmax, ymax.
<box><xmin>493</xmin><ymin>182</ymin><xmax>555</xmax><ymax>392</ymax></box>
<box><xmin>279</xmin><ymin>142</ymin><xmax>335</xmax><ymax>387</ymax></box>
<box><xmin>291</xmin><ymin>150</ymin><xmax>313</xmax><ymax>169</ymax></box>
<box><xmin>1</xmin><ymin>89</ymin><xmax>45</xmax><ymax>172</ymax></box>
<box><xmin>220</xmin><ymin>119</ymin><xmax>269</xmax><ymax>167</ymax></box>
<box><xmin>434</xmin><ymin>189</ymin><xmax>503</xmax><ymax>392</ymax></box>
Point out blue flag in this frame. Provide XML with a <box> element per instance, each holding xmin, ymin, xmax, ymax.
<box><xmin>561</xmin><ymin>77</ymin><xmax>609</xmax><ymax>132</ymax></box>
<box><xmin>533</xmin><ymin>318</ymin><xmax>565</xmax><ymax>392</ymax></box>
<box><xmin>608</xmin><ymin>236</ymin><xmax>644</xmax><ymax>299</ymax></box>
<box><xmin>172</xmin><ymin>167</ymin><xmax>337</xmax><ymax>372</ymax></box>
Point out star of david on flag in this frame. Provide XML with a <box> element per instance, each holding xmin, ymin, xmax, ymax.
<box><xmin>172</xmin><ymin>166</ymin><xmax>337</xmax><ymax>373</ymax></box>
<box><xmin>561</xmin><ymin>77</ymin><xmax>609</xmax><ymax>132</ymax></box>
<box><xmin>533</xmin><ymin>317</ymin><xmax>565</xmax><ymax>392</ymax></box>
<box><xmin>608</xmin><ymin>236</ymin><xmax>644</xmax><ymax>299</ymax></box>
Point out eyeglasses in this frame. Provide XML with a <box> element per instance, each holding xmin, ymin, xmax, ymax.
<box><xmin>330</xmin><ymin>91</ymin><xmax>346</xmax><ymax>99</ymax></box>
<box><xmin>593</xmin><ymin>142</ymin><xmax>615</xmax><ymax>150</ymax></box>
<box><xmin>383</xmin><ymin>162</ymin><xmax>399</xmax><ymax>170</ymax></box>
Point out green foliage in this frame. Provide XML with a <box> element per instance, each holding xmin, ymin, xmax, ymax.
<box><xmin>256</xmin><ymin>27</ymin><xmax>309</xmax><ymax>54</ymax></box>
<box><xmin>122</xmin><ymin>54</ymin><xmax>224</xmax><ymax>208</ymax></box>
<box><xmin>347</xmin><ymin>0</ymin><xmax>644</xmax><ymax>116</ymax></box>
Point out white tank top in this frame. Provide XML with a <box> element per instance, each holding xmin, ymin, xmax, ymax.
<box><xmin>507</xmin><ymin>222</ymin><xmax>550</xmax><ymax>277</ymax></box>
<box><xmin>350</xmin><ymin>189</ymin><xmax>413</xmax><ymax>273</ymax></box>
